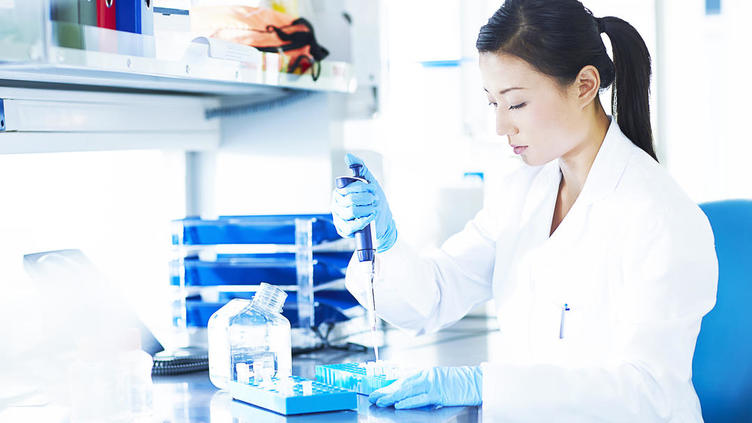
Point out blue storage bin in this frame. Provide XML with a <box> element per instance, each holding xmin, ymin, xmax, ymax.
<box><xmin>170</xmin><ymin>252</ymin><xmax>351</xmax><ymax>287</ymax></box>
<box><xmin>172</xmin><ymin>214</ymin><xmax>341</xmax><ymax>246</ymax></box>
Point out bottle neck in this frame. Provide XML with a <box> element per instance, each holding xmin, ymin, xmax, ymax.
<box><xmin>251</xmin><ymin>283</ymin><xmax>286</xmax><ymax>315</ymax></box>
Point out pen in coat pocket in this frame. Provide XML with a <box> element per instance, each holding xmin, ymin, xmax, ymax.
<box><xmin>559</xmin><ymin>303</ymin><xmax>570</xmax><ymax>339</ymax></box>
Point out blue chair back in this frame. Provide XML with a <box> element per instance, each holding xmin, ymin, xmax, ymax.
<box><xmin>694</xmin><ymin>200</ymin><xmax>752</xmax><ymax>422</ymax></box>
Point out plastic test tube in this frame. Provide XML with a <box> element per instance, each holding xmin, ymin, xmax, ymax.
<box><xmin>253</xmin><ymin>355</ymin><xmax>274</xmax><ymax>384</ymax></box>
<box><xmin>301</xmin><ymin>381</ymin><xmax>313</xmax><ymax>396</ymax></box>
<box><xmin>236</xmin><ymin>363</ymin><xmax>251</xmax><ymax>384</ymax></box>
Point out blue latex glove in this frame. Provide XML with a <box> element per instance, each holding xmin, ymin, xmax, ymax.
<box><xmin>331</xmin><ymin>153</ymin><xmax>397</xmax><ymax>253</ymax></box>
<box><xmin>369</xmin><ymin>366</ymin><xmax>482</xmax><ymax>409</ymax></box>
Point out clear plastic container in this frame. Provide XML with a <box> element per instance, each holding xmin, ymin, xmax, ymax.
<box><xmin>67</xmin><ymin>328</ymin><xmax>154</xmax><ymax>423</ymax></box>
<box><xmin>208</xmin><ymin>298</ymin><xmax>252</xmax><ymax>389</ymax></box>
<box><xmin>228</xmin><ymin>283</ymin><xmax>292</xmax><ymax>384</ymax></box>
<box><xmin>120</xmin><ymin>347</ymin><xmax>154</xmax><ymax>422</ymax></box>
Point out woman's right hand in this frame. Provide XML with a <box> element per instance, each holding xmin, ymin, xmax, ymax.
<box><xmin>331</xmin><ymin>153</ymin><xmax>398</xmax><ymax>253</ymax></box>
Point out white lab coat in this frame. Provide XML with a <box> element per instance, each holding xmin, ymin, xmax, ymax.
<box><xmin>345</xmin><ymin>117</ymin><xmax>718</xmax><ymax>422</ymax></box>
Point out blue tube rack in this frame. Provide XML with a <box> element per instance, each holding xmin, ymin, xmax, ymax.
<box><xmin>228</xmin><ymin>376</ymin><xmax>357</xmax><ymax>415</ymax></box>
<box><xmin>315</xmin><ymin>363</ymin><xmax>399</xmax><ymax>395</ymax></box>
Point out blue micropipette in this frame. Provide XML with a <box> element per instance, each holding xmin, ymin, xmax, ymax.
<box><xmin>335</xmin><ymin>164</ymin><xmax>375</xmax><ymax>263</ymax></box>
<box><xmin>335</xmin><ymin>164</ymin><xmax>379</xmax><ymax>361</ymax></box>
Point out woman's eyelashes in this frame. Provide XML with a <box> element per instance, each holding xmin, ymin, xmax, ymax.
<box><xmin>487</xmin><ymin>101</ymin><xmax>527</xmax><ymax>110</ymax></box>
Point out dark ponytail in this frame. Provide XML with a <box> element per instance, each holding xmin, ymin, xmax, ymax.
<box><xmin>598</xmin><ymin>16</ymin><xmax>655</xmax><ymax>161</ymax></box>
<box><xmin>477</xmin><ymin>0</ymin><xmax>657</xmax><ymax>161</ymax></box>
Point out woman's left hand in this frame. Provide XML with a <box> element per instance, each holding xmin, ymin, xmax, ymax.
<box><xmin>368</xmin><ymin>366</ymin><xmax>482</xmax><ymax>409</ymax></box>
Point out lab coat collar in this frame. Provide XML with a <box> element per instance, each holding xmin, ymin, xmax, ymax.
<box><xmin>518</xmin><ymin>116</ymin><xmax>633</xmax><ymax>234</ymax></box>
<box><xmin>558</xmin><ymin>115</ymin><xmax>633</xmax><ymax>207</ymax></box>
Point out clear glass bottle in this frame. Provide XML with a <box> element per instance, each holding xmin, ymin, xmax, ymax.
<box><xmin>208</xmin><ymin>298</ymin><xmax>252</xmax><ymax>389</ymax></box>
<box><xmin>228</xmin><ymin>283</ymin><xmax>292</xmax><ymax>384</ymax></box>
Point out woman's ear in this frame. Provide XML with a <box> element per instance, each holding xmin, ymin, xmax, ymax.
<box><xmin>573</xmin><ymin>65</ymin><xmax>601</xmax><ymax>108</ymax></box>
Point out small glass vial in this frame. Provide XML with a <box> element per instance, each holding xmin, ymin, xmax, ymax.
<box><xmin>228</xmin><ymin>283</ymin><xmax>292</xmax><ymax>383</ymax></box>
<box><xmin>208</xmin><ymin>298</ymin><xmax>252</xmax><ymax>389</ymax></box>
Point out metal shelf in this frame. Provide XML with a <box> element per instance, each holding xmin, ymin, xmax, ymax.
<box><xmin>0</xmin><ymin>8</ymin><xmax>356</xmax><ymax>96</ymax></box>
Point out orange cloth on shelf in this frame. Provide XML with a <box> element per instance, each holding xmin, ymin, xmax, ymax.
<box><xmin>192</xmin><ymin>5</ymin><xmax>329</xmax><ymax>79</ymax></box>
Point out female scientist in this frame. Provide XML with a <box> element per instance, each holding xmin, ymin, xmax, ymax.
<box><xmin>331</xmin><ymin>0</ymin><xmax>718</xmax><ymax>421</ymax></box>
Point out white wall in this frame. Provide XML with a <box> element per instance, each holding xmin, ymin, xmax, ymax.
<box><xmin>658</xmin><ymin>0</ymin><xmax>752</xmax><ymax>202</ymax></box>
<box><xmin>588</xmin><ymin>0</ymin><xmax>752</xmax><ymax>203</ymax></box>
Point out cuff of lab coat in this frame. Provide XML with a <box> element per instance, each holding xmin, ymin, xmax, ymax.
<box><xmin>481</xmin><ymin>361</ymin><xmax>542</xmax><ymax>417</ymax></box>
<box><xmin>480</xmin><ymin>362</ymin><xmax>497</xmax><ymax>409</ymax></box>
<box><xmin>481</xmin><ymin>361</ymin><xmax>529</xmax><ymax>418</ymax></box>
<box><xmin>345</xmin><ymin>238</ymin><xmax>440</xmax><ymax>334</ymax></box>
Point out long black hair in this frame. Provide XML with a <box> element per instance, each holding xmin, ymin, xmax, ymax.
<box><xmin>477</xmin><ymin>0</ymin><xmax>656</xmax><ymax>161</ymax></box>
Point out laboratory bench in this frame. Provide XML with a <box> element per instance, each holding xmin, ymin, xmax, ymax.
<box><xmin>152</xmin><ymin>316</ymin><xmax>498</xmax><ymax>422</ymax></box>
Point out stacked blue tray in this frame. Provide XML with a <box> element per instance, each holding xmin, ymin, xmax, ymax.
<box><xmin>186</xmin><ymin>290</ymin><xmax>357</xmax><ymax>328</ymax></box>
<box><xmin>172</xmin><ymin>214</ymin><xmax>360</xmax><ymax>329</ymax></box>
<box><xmin>172</xmin><ymin>214</ymin><xmax>341</xmax><ymax>246</ymax></box>
<box><xmin>170</xmin><ymin>252</ymin><xmax>351</xmax><ymax>287</ymax></box>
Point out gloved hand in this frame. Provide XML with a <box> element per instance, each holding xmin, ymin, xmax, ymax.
<box><xmin>369</xmin><ymin>366</ymin><xmax>482</xmax><ymax>409</ymax></box>
<box><xmin>331</xmin><ymin>153</ymin><xmax>397</xmax><ymax>253</ymax></box>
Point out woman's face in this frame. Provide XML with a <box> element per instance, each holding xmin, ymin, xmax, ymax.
<box><xmin>479</xmin><ymin>52</ymin><xmax>588</xmax><ymax>166</ymax></box>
